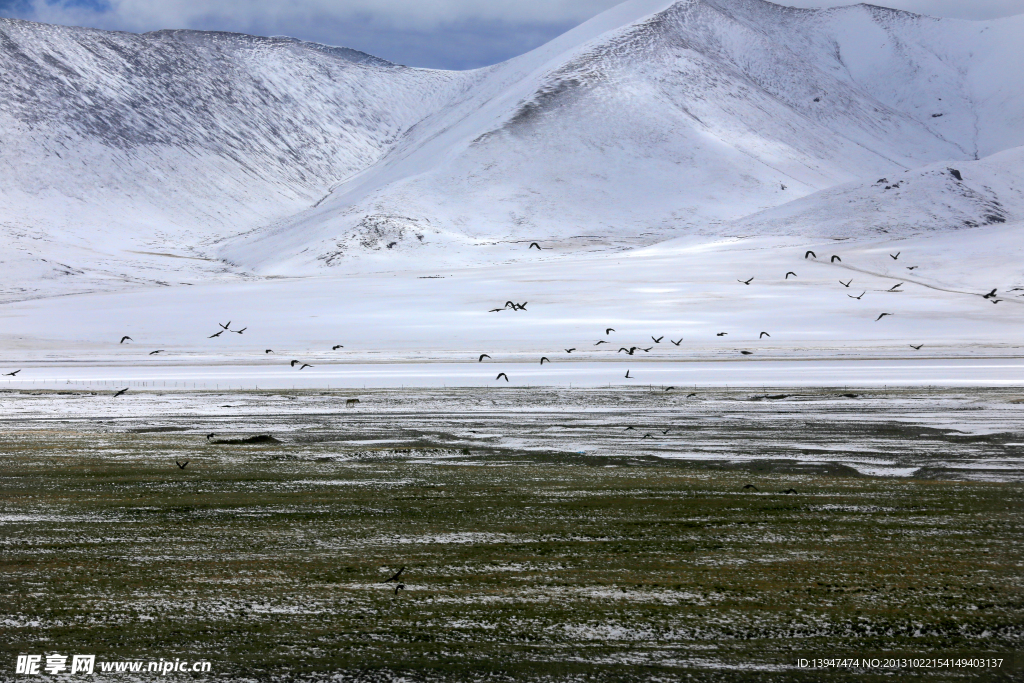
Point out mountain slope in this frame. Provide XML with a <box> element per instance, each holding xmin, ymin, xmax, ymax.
<box><xmin>220</xmin><ymin>0</ymin><xmax>1024</xmax><ymax>273</ymax></box>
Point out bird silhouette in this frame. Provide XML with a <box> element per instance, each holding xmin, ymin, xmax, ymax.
<box><xmin>496</xmin><ymin>373</ymin><xmax>508</xmax><ymax>382</ymax></box>
<box><xmin>664</xmin><ymin>388</ymin><xmax>674</xmax><ymax>393</ymax></box>
<box><xmin>619</xmin><ymin>347</ymin><xmax>636</xmax><ymax>355</ymax></box>
<box><xmin>849</xmin><ymin>291</ymin><xmax>865</xmax><ymax>300</ymax></box>
<box><xmin>625</xmin><ymin>370</ymin><xmax>632</xmax><ymax>378</ymax></box>
<box><xmin>785</xmin><ymin>272</ymin><xmax>796</xmax><ymax>279</ymax></box>
<box><xmin>383</xmin><ymin>566</ymin><xmax>405</xmax><ymax>583</ymax></box>
<box><xmin>983</xmin><ymin>289</ymin><xmax>997</xmax><ymax>299</ymax></box>
<box><xmin>234</xmin><ymin>328</ymin><xmax>247</xmax><ymax>334</ymax></box>
<box><xmin>265</xmin><ymin>349</ymin><xmax>274</xmax><ymax>354</ymax></box>
<box><xmin>624</xmin><ymin>426</ymin><xmax>635</xmax><ymax>431</ymax></box>
<box><xmin>332</xmin><ymin>345</ymin><xmax>344</xmax><ymax>350</ymax></box>
<box><xmin>119</xmin><ymin>336</ymin><xmax>132</xmax><ymax>343</ymax></box>
<box><xmin>219</xmin><ymin>321</ymin><xmax>231</xmax><ymax>330</ymax></box>
<box><xmin>991</xmin><ymin>299</ymin><xmax>1002</xmax><ymax>304</ymax></box>
<box><xmin>781</xmin><ymin>488</ymin><xmax>798</xmax><ymax>494</ymax></box>
<box><xmin>642</xmin><ymin>433</ymin><xmax>653</xmax><ymax>439</ymax></box>
<box><xmin>738</xmin><ymin>277</ymin><xmax>754</xmax><ymax>285</ymax></box>
<box><xmin>831</xmin><ymin>255</ymin><xmax>842</xmax><ymax>263</ymax></box>
<box><xmin>149</xmin><ymin>350</ymin><xmax>165</xmax><ymax>355</ymax></box>
<box><xmin>540</xmin><ymin>357</ymin><xmax>550</xmax><ymax>365</ymax></box>
<box><xmin>888</xmin><ymin>283</ymin><xmax>904</xmax><ymax>291</ymax></box>
<box><xmin>489</xmin><ymin>308</ymin><xmax>504</xmax><ymax>312</ymax></box>
<box><xmin>907</xmin><ymin>266</ymin><xmax>918</xmax><ymax>270</ymax></box>
<box><xmin>875</xmin><ymin>313</ymin><xmax>893</xmax><ymax>321</ymax></box>
<box><xmin>206</xmin><ymin>433</ymin><xmax>214</xmax><ymax>440</ymax></box>
<box><xmin>640</xmin><ymin>347</ymin><xmax>653</xmax><ymax>352</ymax></box>
<box><xmin>839</xmin><ymin>279</ymin><xmax>852</xmax><ymax>287</ymax></box>
<box><xmin>606</xmin><ymin>328</ymin><xmax>615</xmax><ymax>335</ymax></box>
<box><xmin>716</xmin><ymin>332</ymin><xmax>727</xmax><ymax>337</ymax></box>
<box><xmin>740</xmin><ymin>350</ymin><xmax>753</xmax><ymax>355</ymax></box>
<box><xmin>594</xmin><ymin>340</ymin><xmax>608</xmax><ymax>345</ymax></box>
<box><xmin>516</xmin><ymin>302</ymin><xmax>528</xmax><ymax>310</ymax></box>
<box><xmin>529</xmin><ymin>242</ymin><xmax>541</xmax><ymax>250</ymax></box>
<box><xmin>113</xmin><ymin>388</ymin><xmax>129</xmax><ymax>397</ymax></box>
<box><xmin>4</xmin><ymin>369</ymin><xmax>21</xmax><ymax>376</ymax></box>
<box><xmin>299</xmin><ymin>363</ymin><xmax>313</xmax><ymax>370</ymax></box>
<box><xmin>652</xmin><ymin>336</ymin><xmax>663</xmax><ymax>343</ymax></box>
<box><xmin>759</xmin><ymin>332</ymin><xmax>770</xmax><ymax>339</ymax></box>
<box><xmin>910</xmin><ymin>344</ymin><xmax>923</xmax><ymax>350</ymax></box>
<box><xmin>290</xmin><ymin>360</ymin><xmax>300</xmax><ymax>367</ymax></box>
<box><xmin>742</xmin><ymin>484</ymin><xmax>758</xmax><ymax>491</ymax></box>
<box><xmin>176</xmin><ymin>460</ymin><xmax>189</xmax><ymax>470</ymax></box>
<box><xmin>505</xmin><ymin>301</ymin><xmax>515</xmax><ymax>309</ymax></box>
<box><xmin>478</xmin><ymin>354</ymin><xmax>491</xmax><ymax>362</ymax></box>
<box><xmin>662</xmin><ymin>428</ymin><xmax>671</xmax><ymax>433</ymax></box>
<box><xmin>208</xmin><ymin>330</ymin><xmax>224</xmax><ymax>338</ymax></box>
<box><xmin>805</xmin><ymin>250</ymin><xmax>816</xmax><ymax>259</ymax></box>
<box><xmin>394</xmin><ymin>584</ymin><xmax>405</xmax><ymax>595</ymax></box>
<box><xmin>565</xmin><ymin>348</ymin><xmax>575</xmax><ymax>353</ymax></box>
<box><xmin>890</xmin><ymin>252</ymin><xmax>900</xmax><ymax>260</ymax></box>
<box><xmin>671</xmin><ymin>339</ymin><xmax>682</xmax><ymax>346</ymax></box>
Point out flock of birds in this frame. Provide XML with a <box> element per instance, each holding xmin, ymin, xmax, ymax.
<box><xmin>472</xmin><ymin>244</ymin><xmax>1016</xmax><ymax>383</ymax></box>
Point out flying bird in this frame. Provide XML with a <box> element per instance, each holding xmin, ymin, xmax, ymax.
<box><xmin>890</xmin><ymin>252</ymin><xmax>900</xmax><ymax>260</ymax></box>
<box><xmin>664</xmin><ymin>388</ymin><xmax>674</xmax><ymax>393</ymax></box>
<box><xmin>652</xmin><ymin>336</ymin><xmax>663</xmax><ymax>343</ymax></box>
<box><xmin>539</xmin><ymin>357</ymin><xmax>550</xmax><ymax>364</ymax></box>
<box><xmin>119</xmin><ymin>336</ymin><xmax>132</xmax><ymax>344</ymax></box>
<box><xmin>839</xmin><ymin>279</ymin><xmax>852</xmax><ymax>287</ymax></box>
<box><xmin>888</xmin><ymin>283</ymin><xmax>904</xmax><ymax>291</ymax></box>
<box><xmin>910</xmin><ymin>344</ymin><xmax>923</xmax><ymax>350</ymax></box>
<box><xmin>740</xmin><ymin>350</ymin><xmax>753</xmax><ymax>355</ymax></box>
<box><xmin>206</xmin><ymin>433</ymin><xmax>214</xmax><ymax>440</ymax></box>
<box><xmin>382</xmin><ymin>566</ymin><xmax>406</xmax><ymax>583</ymax></box>
<box><xmin>641</xmin><ymin>433</ymin><xmax>653</xmax><ymax>439</ymax></box>
<box><xmin>738</xmin><ymin>277</ymin><xmax>754</xmax><ymax>285</ymax></box>
<box><xmin>907</xmin><ymin>266</ymin><xmax>918</xmax><ymax>270</ymax></box>
<box><xmin>516</xmin><ymin>302</ymin><xmax>528</xmax><ymax>310</ymax></box>
<box><xmin>299</xmin><ymin>363</ymin><xmax>313</xmax><ymax>370</ymax></box>
<box><xmin>594</xmin><ymin>340</ymin><xmax>608</xmax><ymax>345</ymax></box>
<box><xmin>233</xmin><ymin>327</ymin><xmax>247</xmax><ymax>334</ymax></box>
<box><xmin>785</xmin><ymin>272</ymin><xmax>796</xmax><ymax>279</ymax></box>
<box><xmin>290</xmin><ymin>360</ymin><xmax>300</xmax><ymax>367</ymax></box>
<box><xmin>505</xmin><ymin>301</ymin><xmax>516</xmax><ymax>309</ymax></box>
<box><xmin>149</xmin><ymin>350</ymin><xmax>164</xmax><ymax>355</ymax></box>
<box><xmin>805</xmin><ymin>251</ymin><xmax>816</xmax><ymax>259</ymax></box>
<box><xmin>624</xmin><ymin>370</ymin><xmax>632</xmax><ymax>378</ymax></box>
<box><xmin>4</xmin><ymin>369</ymin><xmax>21</xmax><ymax>376</ymax></box>
<box><xmin>394</xmin><ymin>584</ymin><xmax>404</xmax><ymax>595</ymax></box>
<box><xmin>742</xmin><ymin>484</ymin><xmax>758</xmax><ymax>491</ymax></box>
<box><xmin>529</xmin><ymin>242</ymin><xmax>541</xmax><ymax>250</ymax></box>
<box><xmin>496</xmin><ymin>372</ymin><xmax>508</xmax><ymax>382</ymax></box>
<box><xmin>208</xmin><ymin>330</ymin><xmax>224</xmax><ymax>338</ymax></box>
<box><xmin>565</xmin><ymin>348</ymin><xmax>575</xmax><ymax>353</ymax></box>
<box><xmin>265</xmin><ymin>349</ymin><xmax>274</xmax><ymax>354</ymax></box>
<box><xmin>671</xmin><ymin>339</ymin><xmax>682</xmax><ymax>346</ymax></box>
<box><xmin>983</xmin><ymin>289</ymin><xmax>997</xmax><ymax>299</ymax></box>
<box><xmin>759</xmin><ymin>332</ymin><xmax>770</xmax><ymax>339</ymax></box>
<box><xmin>831</xmin><ymin>255</ymin><xmax>842</xmax><ymax>263</ymax></box>
<box><xmin>662</xmin><ymin>428</ymin><xmax>671</xmax><ymax>433</ymax></box>
<box><xmin>113</xmin><ymin>387</ymin><xmax>129</xmax><ymax>397</ymax></box>
<box><xmin>606</xmin><ymin>328</ymin><xmax>615</xmax><ymax>335</ymax></box>
<box><xmin>875</xmin><ymin>313</ymin><xmax>893</xmax><ymax>321</ymax></box>
<box><xmin>716</xmin><ymin>332</ymin><xmax>727</xmax><ymax>337</ymax></box>
<box><xmin>640</xmin><ymin>347</ymin><xmax>653</xmax><ymax>352</ymax></box>
<box><xmin>489</xmin><ymin>308</ymin><xmax>504</xmax><ymax>312</ymax></box>
<box><xmin>619</xmin><ymin>347</ymin><xmax>636</xmax><ymax>355</ymax></box>
<box><xmin>624</xmin><ymin>426</ymin><xmax>635</xmax><ymax>431</ymax></box>
<box><xmin>782</xmin><ymin>488</ymin><xmax>798</xmax><ymax>494</ymax></box>
<box><xmin>849</xmin><ymin>291</ymin><xmax>865</xmax><ymax>300</ymax></box>
<box><xmin>219</xmin><ymin>321</ymin><xmax>231</xmax><ymax>330</ymax></box>
<box><xmin>478</xmin><ymin>354</ymin><xmax>491</xmax><ymax>362</ymax></box>
<box><xmin>176</xmin><ymin>460</ymin><xmax>189</xmax><ymax>470</ymax></box>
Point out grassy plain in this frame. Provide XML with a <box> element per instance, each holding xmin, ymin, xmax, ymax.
<box><xmin>1</xmin><ymin>390</ymin><xmax>1022</xmax><ymax>681</ymax></box>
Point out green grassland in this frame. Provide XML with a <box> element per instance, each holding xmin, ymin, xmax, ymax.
<box><xmin>2</xmin><ymin>407</ymin><xmax>1023</xmax><ymax>681</ymax></box>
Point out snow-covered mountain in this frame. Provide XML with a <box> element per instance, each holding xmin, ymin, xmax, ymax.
<box><xmin>1</xmin><ymin>0</ymin><xmax>1023</xmax><ymax>293</ymax></box>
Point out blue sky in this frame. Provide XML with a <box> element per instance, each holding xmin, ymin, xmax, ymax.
<box><xmin>2</xmin><ymin>0</ymin><xmax>1023</xmax><ymax>69</ymax></box>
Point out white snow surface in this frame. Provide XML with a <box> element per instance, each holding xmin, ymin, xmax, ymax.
<box><xmin>1</xmin><ymin>0</ymin><xmax>1023</xmax><ymax>384</ymax></box>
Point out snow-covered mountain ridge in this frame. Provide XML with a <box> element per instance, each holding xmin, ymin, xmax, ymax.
<box><xmin>1</xmin><ymin>0</ymin><xmax>1023</xmax><ymax>293</ymax></box>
